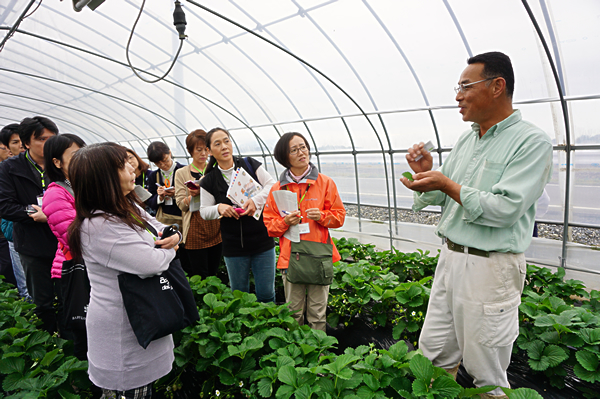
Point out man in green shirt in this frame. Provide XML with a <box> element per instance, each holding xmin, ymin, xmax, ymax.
<box><xmin>401</xmin><ymin>52</ymin><xmax>552</xmax><ymax>397</ymax></box>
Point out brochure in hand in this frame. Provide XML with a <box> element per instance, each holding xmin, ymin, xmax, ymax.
<box><xmin>226</xmin><ymin>167</ymin><xmax>264</xmax><ymax>220</ymax></box>
<box><xmin>134</xmin><ymin>185</ymin><xmax>152</xmax><ymax>202</ymax></box>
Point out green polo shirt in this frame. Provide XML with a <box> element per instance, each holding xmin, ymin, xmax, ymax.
<box><xmin>413</xmin><ymin>110</ymin><xmax>553</xmax><ymax>253</ymax></box>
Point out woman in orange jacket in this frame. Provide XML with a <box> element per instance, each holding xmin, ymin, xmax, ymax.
<box><xmin>263</xmin><ymin>133</ymin><xmax>346</xmax><ymax>331</ymax></box>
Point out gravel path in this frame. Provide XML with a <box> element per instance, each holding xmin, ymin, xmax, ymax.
<box><xmin>344</xmin><ymin>204</ymin><xmax>600</xmax><ymax>247</ymax></box>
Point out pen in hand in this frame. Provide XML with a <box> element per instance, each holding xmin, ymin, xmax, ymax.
<box><xmin>282</xmin><ymin>210</ymin><xmax>302</xmax><ymax>218</ymax></box>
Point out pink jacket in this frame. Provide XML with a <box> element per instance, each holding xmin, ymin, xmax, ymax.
<box><xmin>42</xmin><ymin>182</ymin><xmax>75</xmax><ymax>279</ymax></box>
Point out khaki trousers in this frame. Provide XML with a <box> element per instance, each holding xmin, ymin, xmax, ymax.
<box><xmin>282</xmin><ymin>271</ymin><xmax>329</xmax><ymax>331</ymax></box>
<box><xmin>419</xmin><ymin>246</ymin><xmax>526</xmax><ymax>396</ymax></box>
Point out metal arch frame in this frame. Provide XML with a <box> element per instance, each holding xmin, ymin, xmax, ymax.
<box><xmin>286</xmin><ymin>0</ymin><xmax>366</xmax><ymax>230</ymax></box>
<box><xmin>226</xmin><ymin>0</ymin><xmax>348</xmax><ymax>174</ymax></box>
<box><xmin>182</xmin><ymin>6</ymin><xmax>302</xmax><ymax>122</ymax></box>
<box><xmin>189</xmin><ymin>0</ymin><xmax>344</xmax><ymax>111</ymax></box>
<box><xmin>186</xmin><ymin>0</ymin><xmax>398</xmax><ymax>247</ymax></box>
<box><xmin>0</xmin><ymin>90</ymin><xmax>142</xmax><ymax>141</ymax></box>
<box><xmin>0</xmin><ymin>67</ymin><xmax>189</xmax><ymax>141</ymax></box>
<box><xmin>289</xmin><ymin>0</ymin><xmax>399</xmax><ymax>243</ymax></box>
<box><xmin>538</xmin><ymin>0</ymin><xmax>565</xmax><ymax>93</ymax></box>
<box><xmin>96</xmin><ymin>6</ymin><xmax>256</xmax><ymax>149</ymax></box>
<box><xmin>0</xmin><ymin>65</ymin><xmax>154</xmax><ymax>146</ymax></box>
<box><xmin>0</xmin><ymin>63</ymin><xmax>166</xmax><ymax>144</ymax></box>
<box><xmin>186</xmin><ymin>0</ymin><xmax>343</xmax><ymax>171</ymax></box>
<box><xmin>0</xmin><ymin>0</ymin><xmax>36</xmax><ymax>50</ymax></box>
<box><xmin>522</xmin><ymin>0</ymin><xmax>572</xmax><ymax>269</ymax></box>
<box><xmin>442</xmin><ymin>0</ymin><xmax>473</xmax><ymax>58</ymax></box>
<box><xmin>1</xmin><ymin>33</ymin><xmax>279</xmax><ymax>171</ymax></box>
<box><xmin>126</xmin><ymin>7</ymin><xmax>279</xmax><ymax>171</ymax></box>
<box><xmin>114</xmin><ymin>2</ymin><xmax>280</xmax><ymax>169</ymax></box>
<box><xmin>0</xmin><ymin>1</ymin><xmax>21</xmax><ymax>26</ymax></box>
<box><xmin>0</xmin><ymin>104</ymin><xmax>113</xmax><ymax>144</ymax></box>
<box><xmin>2</xmin><ymin>29</ymin><xmax>234</xmax><ymax>147</ymax></box>
<box><xmin>361</xmin><ymin>0</ymin><xmax>444</xmax><ymax>233</ymax></box>
<box><xmin>0</xmin><ymin>29</ymin><xmax>278</xmax><ymax>170</ymax></box>
<box><xmin>23</xmin><ymin>6</ymin><xmax>193</xmax><ymax>153</ymax></box>
<box><xmin>0</xmin><ymin>72</ymin><xmax>133</xmax><ymax>142</ymax></box>
<box><xmin>2</xmin><ymin>0</ymin><xmax>594</xmax><ymax>259</ymax></box>
<box><xmin>0</xmin><ymin>93</ymin><xmax>128</xmax><ymax>144</ymax></box>
<box><xmin>228</xmin><ymin>0</ymin><xmax>381</xmax><ymax>176</ymax></box>
<box><xmin>2</xmin><ymin>45</ymin><xmax>154</xmax><ymax>143</ymax></box>
<box><xmin>0</xmin><ymin>31</ymin><xmax>169</xmax><ymax>143</ymax></box>
<box><xmin>42</xmin><ymin>7</ymin><xmax>246</xmax><ymax>135</ymax></box>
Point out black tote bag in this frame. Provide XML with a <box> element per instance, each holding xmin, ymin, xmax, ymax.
<box><xmin>118</xmin><ymin>258</ymin><xmax>199</xmax><ymax>349</ymax></box>
<box><xmin>61</xmin><ymin>259</ymin><xmax>91</xmax><ymax>330</ymax></box>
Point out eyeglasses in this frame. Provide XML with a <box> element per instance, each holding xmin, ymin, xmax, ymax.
<box><xmin>290</xmin><ymin>145</ymin><xmax>308</xmax><ymax>155</ymax></box>
<box><xmin>454</xmin><ymin>77</ymin><xmax>499</xmax><ymax>94</ymax></box>
<box><xmin>155</xmin><ymin>155</ymin><xmax>172</xmax><ymax>167</ymax></box>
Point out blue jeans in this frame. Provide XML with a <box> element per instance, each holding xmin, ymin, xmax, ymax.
<box><xmin>8</xmin><ymin>241</ymin><xmax>30</xmax><ymax>300</ymax></box>
<box><xmin>224</xmin><ymin>248</ymin><xmax>276</xmax><ymax>303</ymax></box>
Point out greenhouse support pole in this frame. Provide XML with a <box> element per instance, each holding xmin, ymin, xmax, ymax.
<box><xmin>376</xmin><ymin>114</ymin><xmax>396</xmax><ymax>245</ymax></box>
<box><xmin>302</xmin><ymin>122</ymin><xmax>321</xmax><ymax>172</ymax></box>
<box><xmin>340</xmin><ymin>117</ymin><xmax>362</xmax><ymax>228</ymax></box>
<box><xmin>522</xmin><ymin>0</ymin><xmax>571</xmax><ymax>269</ymax></box>
<box><xmin>0</xmin><ymin>0</ymin><xmax>36</xmax><ymax>52</ymax></box>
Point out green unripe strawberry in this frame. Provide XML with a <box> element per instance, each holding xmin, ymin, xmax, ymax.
<box><xmin>402</xmin><ymin>172</ymin><xmax>414</xmax><ymax>181</ymax></box>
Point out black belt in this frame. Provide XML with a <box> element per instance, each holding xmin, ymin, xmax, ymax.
<box><xmin>446</xmin><ymin>239</ymin><xmax>492</xmax><ymax>258</ymax></box>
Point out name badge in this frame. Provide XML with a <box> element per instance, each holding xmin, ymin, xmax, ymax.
<box><xmin>36</xmin><ymin>194</ymin><xmax>44</xmax><ymax>206</ymax></box>
<box><xmin>298</xmin><ymin>223</ymin><xmax>310</xmax><ymax>235</ymax></box>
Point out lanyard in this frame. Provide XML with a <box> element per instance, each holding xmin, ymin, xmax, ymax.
<box><xmin>130</xmin><ymin>213</ymin><xmax>157</xmax><ymax>241</ymax></box>
<box><xmin>141</xmin><ymin>171</ymin><xmax>145</xmax><ymax>188</ymax></box>
<box><xmin>286</xmin><ymin>184</ymin><xmax>311</xmax><ymax>205</ymax></box>
<box><xmin>26</xmin><ymin>151</ymin><xmax>45</xmax><ymax>189</ymax></box>
<box><xmin>299</xmin><ymin>184</ymin><xmax>311</xmax><ymax>205</ymax></box>
<box><xmin>190</xmin><ymin>163</ymin><xmax>206</xmax><ymax>175</ymax></box>
<box><xmin>161</xmin><ymin>169</ymin><xmax>174</xmax><ymax>187</ymax></box>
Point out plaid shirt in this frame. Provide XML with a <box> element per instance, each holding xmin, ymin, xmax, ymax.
<box><xmin>185</xmin><ymin>211</ymin><xmax>221</xmax><ymax>250</ymax></box>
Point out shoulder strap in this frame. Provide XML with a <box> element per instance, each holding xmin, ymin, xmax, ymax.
<box><xmin>58</xmin><ymin>241</ymin><xmax>73</xmax><ymax>260</ymax></box>
<box><xmin>243</xmin><ymin>157</ymin><xmax>259</xmax><ymax>182</ymax></box>
<box><xmin>54</xmin><ymin>181</ymin><xmax>74</xmax><ymax>197</ymax></box>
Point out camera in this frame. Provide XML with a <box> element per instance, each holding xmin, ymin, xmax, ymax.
<box><xmin>155</xmin><ymin>224</ymin><xmax>179</xmax><ymax>248</ymax></box>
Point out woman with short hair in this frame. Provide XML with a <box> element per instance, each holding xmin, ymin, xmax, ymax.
<box><xmin>68</xmin><ymin>142</ymin><xmax>180</xmax><ymax>397</ymax></box>
<box><xmin>263</xmin><ymin>132</ymin><xmax>345</xmax><ymax>331</ymax></box>
<box><xmin>174</xmin><ymin>130</ymin><xmax>222</xmax><ymax>278</ymax></box>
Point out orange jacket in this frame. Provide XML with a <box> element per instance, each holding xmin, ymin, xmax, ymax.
<box><xmin>263</xmin><ymin>166</ymin><xmax>346</xmax><ymax>269</ymax></box>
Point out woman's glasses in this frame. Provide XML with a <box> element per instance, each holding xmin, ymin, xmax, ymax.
<box><xmin>290</xmin><ymin>145</ymin><xmax>308</xmax><ymax>155</ymax></box>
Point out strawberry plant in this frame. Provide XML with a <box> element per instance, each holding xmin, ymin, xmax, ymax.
<box><xmin>0</xmin><ymin>279</ymin><xmax>91</xmax><ymax>398</ymax></box>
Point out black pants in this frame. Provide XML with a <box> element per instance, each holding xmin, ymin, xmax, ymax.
<box><xmin>185</xmin><ymin>243</ymin><xmax>223</xmax><ymax>279</ymax></box>
<box><xmin>19</xmin><ymin>253</ymin><xmax>60</xmax><ymax>334</ymax></box>
<box><xmin>0</xmin><ymin>237</ymin><xmax>17</xmax><ymax>287</ymax></box>
<box><xmin>176</xmin><ymin>244</ymin><xmax>190</xmax><ymax>275</ymax></box>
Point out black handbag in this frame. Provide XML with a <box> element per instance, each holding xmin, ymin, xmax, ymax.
<box><xmin>118</xmin><ymin>221</ymin><xmax>199</xmax><ymax>349</ymax></box>
<box><xmin>60</xmin><ymin>255</ymin><xmax>91</xmax><ymax>330</ymax></box>
<box><xmin>286</xmin><ymin>235</ymin><xmax>334</xmax><ymax>286</ymax></box>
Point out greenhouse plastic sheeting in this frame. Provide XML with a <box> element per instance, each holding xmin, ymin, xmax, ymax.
<box><xmin>1</xmin><ymin>0</ymin><xmax>599</xmax><ymax>276</ymax></box>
